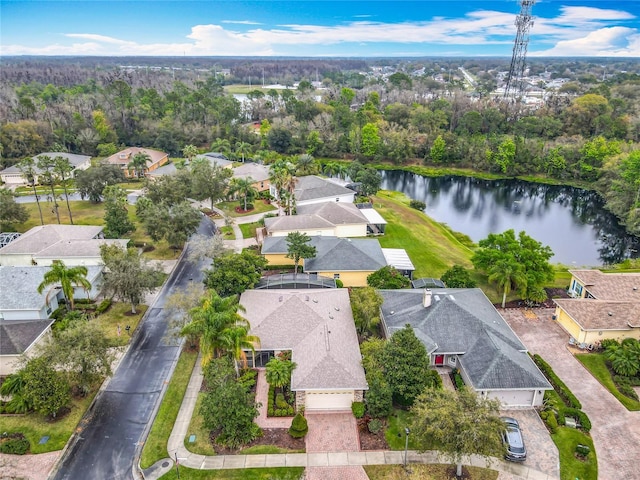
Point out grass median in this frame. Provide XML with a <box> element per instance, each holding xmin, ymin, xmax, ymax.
<box><xmin>140</xmin><ymin>347</ymin><xmax>198</xmax><ymax>469</ymax></box>
<box><xmin>575</xmin><ymin>353</ymin><xmax>640</xmax><ymax>411</ymax></box>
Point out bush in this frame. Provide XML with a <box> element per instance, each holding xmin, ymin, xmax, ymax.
<box><xmin>409</xmin><ymin>200</ymin><xmax>426</xmax><ymax>211</ymax></box>
<box><xmin>533</xmin><ymin>354</ymin><xmax>582</xmax><ymax>409</ymax></box>
<box><xmin>618</xmin><ymin>383</ymin><xmax>639</xmax><ymax>400</ymax></box>
<box><xmin>541</xmin><ymin>410</ymin><xmax>558</xmax><ymax>433</ymax></box>
<box><xmin>452</xmin><ymin>369</ymin><xmax>464</xmax><ymax>389</ymax></box>
<box><xmin>95</xmin><ymin>298</ymin><xmax>112</xmax><ymax>315</ymax></box>
<box><xmin>289</xmin><ymin>413</ymin><xmax>308</xmax><ymax>438</ymax></box>
<box><xmin>351</xmin><ymin>401</ymin><xmax>365</xmax><ymax>419</ymax></box>
<box><xmin>237</xmin><ymin>369</ymin><xmax>257</xmax><ymax>392</ymax></box>
<box><xmin>0</xmin><ymin>437</ymin><xmax>30</xmax><ymax>455</ymax></box>
<box><xmin>335</xmin><ymin>279</ymin><xmax>344</xmax><ymax>288</ymax></box>
<box><xmin>275</xmin><ymin>393</ymin><xmax>289</xmax><ymax>409</ymax></box>
<box><xmin>600</xmin><ymin>339</ymin><xmax>620</xmax><ymax>349</ymax></box>
<box><xmin>561</xmin><ymin>407</ymin><xmax>592</xmax><ymax>432</ymax></box>
<box><xmin>367</xmin><ymin>418</ymin><xmax>383</xmax><ymax>434</ymax></box>
<box><xmin>576</xmin><ymin>444</ymin><xmax>591</xmax><ymax>457</ymax></box>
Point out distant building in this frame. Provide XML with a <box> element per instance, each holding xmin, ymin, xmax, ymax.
<box><xmin>0</xmin><ymin>153</ymin><xmax>91</xmax><ymax>186</ymax></box>
<box><xmin>106</xmin><ymin>147</ymin><xmax>168</xmax><ymax>178</ymax></box>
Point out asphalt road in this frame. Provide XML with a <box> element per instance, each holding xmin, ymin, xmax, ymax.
<box><xmin>51</xmin><ymin>217</ymin><xmax>215</xmax><ymax>480</ymax></box>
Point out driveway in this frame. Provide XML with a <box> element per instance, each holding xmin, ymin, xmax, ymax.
<box><xmin>502</xmin><ymin>308</ymin><xmax>640</xmax><ymax>480</ymax></box>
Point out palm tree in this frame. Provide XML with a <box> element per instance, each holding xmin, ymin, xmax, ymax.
<box><xmin>18</xmin><ymin>157</ymin><xmax>44</xmax><ymax>226</ymax></box>
<box><xmin>182</xmin><ymin>144</ymin><xmax>199</xmax><ymax>163</ymax></box>
<box><xmin>37</xmin><ymin>260</ymin><xmax>92</xmax><ymax>311</ymax></box>
<box><xmin>235</xmin><ymin>141</ymin><xmax>252</xmax><ymax>163</ymax></box>
<box><xmin>36</xmin><ymin>155</ymin><xmax>61</xmax><ymax>224</ymax></box>
<box><xmin>53</xmin><ymin>156</ymin><xmax>75</xmax><ymax>225</ymax></box>
<box><xmin>210</xmin><ymin>138</ymin><xmax>231</xmax><ymax>157</ymax></box>
<box><xmin>265</xmin><ymin>356</ymin><xmax>296</xmax><ymax>395</ymax></box>
<box><xmin>223</xmin><ymin>324</ymin><xmax>260</xmax><ymax>378</ymax></box>
<box><xmin>229</xmin><ymin>177</ymin><xmax>258</xmax><ymax>211</ymax></box>
<box><xmin>296</xmin><ymin>153</ymin><xmax>317</xmax><ymax>175</ymax></box>
<box><xmin>128</xmin><ymin>152</ymin><xmax>150</xmax><ymax>178</ymax></box>
<box><xmin>488</xmin><ymin>259</ymin><xmax>526</xmax><ymax>309</ymax></box>
<box><xmin>181</xmin><ymin>291</ymin><xmax>249</xmax><ymax>367</ymax></box>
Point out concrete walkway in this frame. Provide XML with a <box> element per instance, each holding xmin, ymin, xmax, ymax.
<box><xmin>203</xmin><ymin>204</ymin><xmax>270</xmax><ymax>253</ymax></box>
<box><xmin>142</xmin><ymin>354</ymin><xmax>559</xmax><ymax>480</ymax></box>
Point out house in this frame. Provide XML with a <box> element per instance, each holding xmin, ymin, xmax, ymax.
<box><xmin>261</xmin><ymin>236</ymin><xmax>413</xmax><ymax>287</ymax></box>
<box><xmin>197</xmin><ymin>152</ymin><xmax>233</xmax><ymax>168</ymax></box>
<box><xmin>264</xmin><ymin>202</ymin><xmax>370</xmax><ymax>238</ymax></box>
<box><xmin>240</xmin><ymin>289</ymin><xmax>367</xmax><ymax>411</ymax></box>
<box><xmin>554</xmin><ymin>269</ymin><xmax>640</xmax><ymax>344</ymax></box>
<box><xmin>379</xmin><ymin>288</ymin><xmax>552</xmax><ymax>408</ymax></box>
<box><xmin>233</xmin><ymin>162</ymin><xmax>271</xmax><ymax>192</ymax></box>
<box><xmin>270</xmin><ymin>175</ymin><xmax>356</xmax><ymax>207</ymax></box>
<box><xmin>0</xmin><ymin>153</ymin><xmax>91</xmax><ymax>185</ymax></box>
<box><xmin>0</xmin><ymin>225</ymin><xmax>128</xmax><ymax>267</ymax></box>
<box><xmin>0</xmin><ymin>319</ymin><xmax>54</xmax><ymax>376</ymax></box>
<box><xmin>106</xmin><ymin>147</ymin><xmax>168</xmax><ymax>178</ymax></box>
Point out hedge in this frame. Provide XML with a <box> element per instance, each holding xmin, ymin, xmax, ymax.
<box><xmin>533</xmin><ymin>354</ymin><xmax>582</xmax><ymax>409</ymax></box>
<box><xmin>0</xmin><ymin>437</ymin><xmax>30</xmax><ymax>455</ymax></box>
<box><xmin>557</xmin><ymin>407</ymin><xmax>592</xmax><ymax>432</ymax></box>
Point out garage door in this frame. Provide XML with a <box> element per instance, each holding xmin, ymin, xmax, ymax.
<box><xmin>305</xmin><ymin>391</ymin><xmax>354</xmax><ymax>411</ymax></box>
<box><xmin>488</xmin><ymin>390</ymin><xmax>535</xmax><ymax>408</ymax></box>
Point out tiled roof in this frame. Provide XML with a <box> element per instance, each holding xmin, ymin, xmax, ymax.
<box><xmin>106</xmin><ymin>147</ymin><xmax>167</xmax><ymax>167</ymax></box>
<box><xmin>0</xmin><ymin>319</ymin><xmax>54</xmax><ymax>355</ymax></box>
<box><xmin>570</xmin><ymin>269</ymin><xmax>640</xmax><ymax>301</ymax></box>
<box><xmin>294</xmin><ymin>175</ymin><xmax>355</xmax><ymax>202</ymax></box>
<box><xmin>0</xmin><ymin>225</ymin><xmax>103</xmax><ymax>255</ymax></box>
<box><xmin>554</xmin><ymin>299</ymin><xmax>640</xmax><ymax>330</ymax></box>
<box><xmin>379</xmin><ymin>289</ymin><xmax>551</xmax><ymax>391</ymax></box>
<box><xmin>240</xmin><ymin>289</ymin><xmax>367</xmax><ymax>391</ymax></box>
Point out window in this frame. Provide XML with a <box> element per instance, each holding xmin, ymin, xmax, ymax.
<box><xmin>570</xmin><ymin>280</ymin><xmax>583</xmax><ymax>297</ymax></box>
<box><xmin>333</xmin><ymin>274</ymin><xmax>340</xmax><ymax>279</ymax></box>
<box><xmin>448</xmin><ymin>356</ymin><xmax>457</xmax><ymax>367</ymax></box>
<box><xmin>336</xmin><ymin>198</ymin><xmax>339</xmax><ymax>202</ymax></box>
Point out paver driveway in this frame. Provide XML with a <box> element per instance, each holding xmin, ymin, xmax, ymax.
<box><xmin>502</xmin><ymin>308</ymin><xmax>640</xmax><ymax>480</ymax></box>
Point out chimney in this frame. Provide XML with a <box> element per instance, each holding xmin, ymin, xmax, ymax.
<box><xmin>423</xmin><ymin>289</ymin><xmax>432</xmax><ymax>308</ymax></box>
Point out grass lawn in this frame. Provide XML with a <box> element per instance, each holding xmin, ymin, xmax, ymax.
<box><xmin>0</xmin><ymin>389</ymin><xmax>98</xmax><ymax>454</ymax></box>
<box><xmin>365</xmin><ymin>464</ymin><xmax>498</xmax><ymax>480</ymax></box>
<box><xmin>93</xmin><ymin>302</ymin><xmax>148</xmax><ymax>347</ymax></box>
<box><xmin>385</xmin><ymin>409</ymin><xmax>421</xmax><ymax>450</ymax></box>
<box><xmin>219</xmin><ymin>226</ymin><xmax>235</xmax><ymax>240</ymax></box>
<box><xmin>575</xmin><ymin>353</ymin><xmax>640</xmax><ymax>411</ymax></box>
<box><xmin>184</xmin><ymin>393</ymin><xmax>217</xmax><ymax>456</ymax></box>
<box><xmin>18</xmin><ymin>200</ymin><xmax>106</xmax><ymax>231</ymax></box>
<box><xmin>551</xmin><ymin>427</ymin><xmax>597</xmax><ymax>480</ymax></box>
<box><xmin>240</xmin><ymin>445</ymin><xmax>305</xmax><ymax>455</ymax></box>
<box><xmin>159</xmin><ymin>467</ymin><xmax>305</xmax><ymax>479</ymax></box>
<box><xmin>216</xmin><ymin>200</ymin><xmax>276</xmax><ymax>218</ymax></box>
<box><xmin>239</xmin><ymin>221</ymin><xmax>262</xmax><ymax>239</ymax></box>
<box><xmin>140</xmin><ymin>348</ymin><xmax>199</xmax><ymax>469</ymax></box>
<box><xmin>373</xmin><ymin>191</ymin><xmax>474</xmax><ymax>279</ymax></box>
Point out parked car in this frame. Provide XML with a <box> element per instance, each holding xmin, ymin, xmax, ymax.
<box><xmin>501</xmin><ymin>417</ymin><xmax>526</xmax><ymax>462</ymax></box>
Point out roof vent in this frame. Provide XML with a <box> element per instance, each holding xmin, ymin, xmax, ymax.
<box><xmin>390</xmin><ymin>310</ymin><xmax>395</xmax><ymax>315</ymax></box>
<box><xmin>634</xmin><ymin>287</ymin><xmax>638</xmax><ymax>291</ymax></box>
<box><xmin>608</xmin><ymin>311</ymin><xmax>613</xmax><ymax>316</ymax></box>
<box><xmin>279</xmin><ymin>296</ymin><xmax>283</xmax><ymax>302</ymax></box>
<box><xmin>334</xmin><ymin>307</ymin><xmax>340</xmax><ymax>311</ymax></box>
<box><xmin>305</xmin><ymin>295</ymin><xmax>309</xmax><ymax>301</ymax></box>
<box><xmin>313</xmin><ymin>298</ymin><xmax>318</xmax><ymax>303</ymax></box>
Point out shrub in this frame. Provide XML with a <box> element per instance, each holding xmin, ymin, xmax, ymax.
<box><xmin>541</xmin><ymin>410</ymin><xmax>558</xmax><ymax>433</ymax></box>
<box><xmin>237</xmin><ymin>369</ymin><xmax>257</xmax><ymax>392</ymax></box>
<box><xmin>576</xmin><ymin>444</ymin><xmax>591</xmax><ymax>457</ymax></box>
<box><xmin>351</xmin><ymin>401</ymin><xmax>365</xmax><ymax>419</ymax></box>
<box><xmin>600</xmin><ymin>339</ymin><xmax>620</xmax><ymax>349</ymax></box>
<box><xmin>533</xmin><ymin>354</ymin><xmax>582</xmax><ymax>409</ymax></box>
<box><xmin>618</xmin><ymin>383</ymin><xmax>639</xmax><ymax>400</ymax></box>
<box><xmin>289</xmin><ymin>413</ymin><xmax>308</xmax><ymax>438</ymax></box>
<box><xmin>335</xmin><ymin>279</ymin><xmax>344</xmax><ymax>288</ymax></box>
<box><xmin>0</xmin><ymin>437</ymin><xmax>30</xmax><ymax>455</ymax></box>
<box><xmin>367</xmin><ymin>418</ymin><xmax>383</xmax><ymax>434</ymax></box>
<box><xmin>452</xmin><ymin>369</ymin><xmax>464</xmax><ymax>389</ymax></box>
<box><xmin>409</xmin><ymin>199</ymin><xmax>426</xmax><ymax>211</ymax></box>
<box><xmin>95</xmin><ymin>298</ymin><xmax>112</xmax><ymax>314</ymax></box>
<box><xmin>275</xmin><ymin>393</ymin><xmax>289</xmax><ymax>409</ymax></box>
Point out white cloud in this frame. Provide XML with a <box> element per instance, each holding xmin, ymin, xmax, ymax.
<box><xmin>221</xmin><ymin>20</ymin><xmax>262</xmax><ymax>25</ymax></box>
<box><xmin>65</xmin><ymin>34</ymin><xmax>136</xmax><ymax>45</ymax></box>
<box><xmin>531</xmin><ymin>26</ymin><xmax>640</xmax><ymax>57</ymax></box>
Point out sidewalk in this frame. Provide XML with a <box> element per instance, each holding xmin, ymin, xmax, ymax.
<box><xmin>141</xmin><ymin>356</ymin><xmax>559</xmax><ymax>480</ymax></box>
<box><xmin>206</xmin><ymin>204</ymin><xmax>269</xmax><ymax>253</ymax></box>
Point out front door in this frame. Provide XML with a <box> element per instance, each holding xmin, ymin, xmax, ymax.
<box><xmin>434</xmin><ymin>354</ymin><xmax>444</xmax><ymax>366</ymax></box>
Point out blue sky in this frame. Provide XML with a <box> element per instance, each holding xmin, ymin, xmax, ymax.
<box><xmin>1</xmin><ymin>1</ymin><xmax>639</xmax><ymax>57</ymax></box>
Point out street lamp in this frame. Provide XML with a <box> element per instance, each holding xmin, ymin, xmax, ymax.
<box><xmin>404</xmin><ymin>427</ymin><xmax>410</xmax><ymax>470</ymax></box>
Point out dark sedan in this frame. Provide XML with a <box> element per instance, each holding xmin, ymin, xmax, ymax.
<box><xmin>501</xmin><ymin>416</ymin><xmax>527</xmax><ymax>462</ymax></box>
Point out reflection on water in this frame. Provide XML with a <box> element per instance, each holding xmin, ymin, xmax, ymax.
<box><xmin>381</xmin><ymin>170</ymin><xmax>640</xmax><ymax>266</ymax></box>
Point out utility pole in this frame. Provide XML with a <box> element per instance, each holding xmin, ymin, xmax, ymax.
<box><xmin>504</xmin><ymin>0</ymin><xmax>536</xmax><ymax>100</ymax></box>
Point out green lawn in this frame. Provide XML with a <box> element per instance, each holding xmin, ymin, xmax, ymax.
<box><xmin>140</xmin><ymin>348</ymin><xmax>199</xmax><ymax>469</ymax></box>
<box><xmin>219</xmin><ymin>226</ymin><xmax>235</xmax><ymax>240</ymax></box>
<box><xmin>0</xmin><ymin>390</ymin><xmax>98</xmax><ymax>453</ymax></box>
<box><xmin>18</xmin><ymin>200</ymin><xmax>106</xmax><ymax>231</ymax></box>
<box><xmin>239</xmin><ymin>221</ymin><xmax>262</xmax><ymax>239</ymax></box>
<box><xmin>385</xmin><ymin>409</ymin><xmax>421</xmax><ymax>450</ymax></box>
<box><xmin>239</xmin><ymin>445</ymin><xmax>305</xmax><ymax>455</ymax></box>
<box><xmin>365</xmin><ymin>464</ymin><xmax>498</xmax><ymax>480</ymax></box>
<box><xmin>184</xmin><ymin>393</ymin><xmax>217</xmax><ymax>456</ymax></box>
<box><xmin>159</xmin><ymin>467</ymin><xmax>305</xmax><ymax>479</ymax></box>
<box><xmin>575</xmin><ymin>353</ymin><xmax>640</xmax><ymax>411</ymax></box>
<box><xmin>551</xmin><ymin>427</ymin><xmax>597</xmax><ymax>480</ymax></box>
<box><xmin>93</xmin><ymin>302</ymin><xmax>148</xmax><ymax>347</ymax></box>
<box><xmin>216</xmin><ymin>200</ymin><xmax>276</xmax><ymax>218</ymax></box>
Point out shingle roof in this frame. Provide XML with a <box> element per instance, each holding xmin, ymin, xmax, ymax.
<box><xmin>0</xmin><ymin>225</ymin><xmax>103</xmax><ymax>255</ymax></box>
<box><xmin>0</xmin><ymin>153</ymin><xmax>90</xmax><ymax>175</ymax></box>
<box><xmin>570</xmin><ymin>269</ymin><xmax>640</xmax><ymax>301</ymax></box>
<box><xmin>554</xmin><ymin>299</ymin><xmax>640</xmax><ymax>330</ymax></box>
<box><xmin>0</xmin><ymin>319</ymin><xmax>54</xmax><ymax>355</ymax></box>
<box><xmin>265</xmin><ymin>202</ymin><xmax>368</xmax><ymax>233</ymax></box>
<box><xmin>106</xmin><ymin>147</ymin><xmax>167</xmax><ymax>167</ymax></box>
<box><xmin>379</xmin><ymin>288</ymin><xmax>551</xmax><ymax>391</ymax></box>
<box><xmin>240</xmin><ymin>289</ymin><xmax>367</xmax><ymax>391</ymax></box>
<box><xmin>294</xmin><ymin>175</ymin><xmax>356</xmax><ymax>202</ymax></box>
<box><xmin>198</xmin><ymin>152</ymin><xmax>232</xmax><ymax>168</ymax></box>
<box><xmin>233</xmin><ymin>163</ymin><xmax>270</xmax><ymax>182</ymax></box>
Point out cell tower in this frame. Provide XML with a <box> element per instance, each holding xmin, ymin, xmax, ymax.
<box><xmin>504</xmin><ymin>0</ymin><xmax>535</xmax><ymax>99</ymax></box>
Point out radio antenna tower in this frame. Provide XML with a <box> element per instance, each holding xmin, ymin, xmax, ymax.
<box><xmin>504</xmin><ymin>0</ymin><xmax>535</xmax><ymax>99</ymax></box>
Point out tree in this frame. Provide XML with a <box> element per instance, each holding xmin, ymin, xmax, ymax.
<box><xmin>100</xmin><ymin>244</ymin><xmax>164</xmax><ymax>314</ymax></box>
<box><xmin>471</xmin><ymin>230</ymin><xmax>554</xmax><ymax>305</ymax></box>
<box><xmin>204</xmin><ymin>251</ymin><xmax>267</xmax><ymax>297</ymax></box>
<box><xmin>429</xmin><ymin>134</ymin><xmax>446</xmax><ymax>164</ymax></box>
<box><xmin>36</xmin><ymin>155</ymin><xmax>61</xmax><ymax>224</ymax></box>
<box><xmin>440</xmin><ymin>265</ymin><xmax>476</xmax><ymax>288</ymax></box>
<box><xmin>0</xmin><ymin>370</ymin><xmax>33</xmax><ymax>414</ymax></box>
<box><xmin>127</xmin><ymin>152</ymin><xmax>150</xmax><ymax>178</ymax></box>
<box><xmin>229</xmin><ymin>177</ymin><xmax>258</xmax><ymax>212</ymax></box>
<box><xmin>360</xmin><ymin>338</ymin><xmax>393</xmax><ymax>418</ymax></box>
<box><xmin>20</xmin><ymin>357</ymin><xmax>71</xmax><ymax>419</ymax></box>
<box><xmin>285</xmin><ymin>231</ymin><xmax>316</xmax><ymax>275</ymax></box>
<box><xmin>182</xmin><ymin>144</ymin><xmax>199</xmax><ymax>162</ymax></box>
<box><xmin>235</xmin><ymin>141</ymin><xmax>252</xmax><ymax>162</ymax></box>
<box><xmin>355</xmin><ymin>166</ymin><xmax>382</xmax><ymax>196</ymax></box>
<box><xmin>267</xmin><ymin>127</ymin><xmax>292</xmax><ymax>154</ymax></box>
<box><xmin>295</xmin><ymin>153</ymin><xmax>317</xmax><ymax>175</ymax></box>
<box><xmin>361</xmin><ymin>123</ymin><xmax>381</xmax><ymax>158</ymax></box>
<box><xmin>53</xmin><ymin>156</ymin><xmax>75</xmax><ymax>225</ymax></box>
<box><xmin>37</xmin><ymin>260</ymin><xmax>91</xmax><ymax>311</ymax></box>
<box><xmin>410</xmin><ymin>387</ymin><xmax>505</xmax><ymax>477</ymax></box>
<box><xmin>103</xmin><ymin>185</ymin><xmax>135</xmax><ymax>237</ymax></box>
<box><xmin>265</xmin><ymin>356</ymin><xmax>296</xmax><ymax>395</ymax></box>
<box><xmin>381</xmin><ymin>325</ymin><xmax>434</xmax><ymax>406</ymax></box>
<box><xmin>367</xmin><ymin>266</ymin><xmax>410</xmax><ymax>289</ymax></box>
<box><xmin>17</xmin><ymin>157</ymin><xmax>44</xmax><ymax>225</ymax></box>
<box><xmin>181</xmin><ymin>290</ymin><xmax>250</xmax><ymax>366</ymax></box>
<box><xmin>75</xmin><ymin>164</ymin><xmax>125</xmax><ymax>203</ymax></box>
<box><xmin>186</xmin><ymin>233</ymin><xmax>228</xmax><ymax>264</ymax></box>
<box><xmin>0</xmin><ymin>188</ymin><xmax>28</xmax><ymax>231</ymax></box>
<box><xmin>604</xmin><ymin>340</ymin><xmax>640</xmax><ymax>377</ymax></box>
<box><xmin>350</xmin><ymin>287</ymin><xmax>383</xmax><ymax>337</ymax></box>
<box><xmin>189</xmin><ymin>158</ymin><xmax>232</xmax><ymax>209</ymax></box>
<box><xmin>140</xmin><ymin>201</ymin><xmax>201</xmax><ymax>248</ymax></box>
<box><xmin>224</xmin><ymin>324</ymin><xmax>260</xmax><ymax>377</ymax></box>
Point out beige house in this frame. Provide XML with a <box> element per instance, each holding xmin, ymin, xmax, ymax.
<box><xmin>240</xmin><ymin>289</ymin><xmax>367</xmax><ymax>411</ymax></box>
<box><xmin>554</xmin><ymin>269</ymin><xmax>640</xmax><ymax>344</ymax></box>
<box><xmin>0</xmin><ymin>152</ymin><xmax>91</xmax><ymax>185</ymax></box>
<box><xmin>233</xmin><ymin>163</ymin><xmax>271</xmax><ymax>193</ymax></box>
<box><xmin>106</xmin><ymin>147</ymin><xmax>168</xmax><ymax>178</ymax></box>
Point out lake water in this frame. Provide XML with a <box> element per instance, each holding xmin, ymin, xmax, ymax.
<box><xmin>380</xmin><ymin>170</ymin><xmax>640</xmax><ymax>266</ymax></box>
